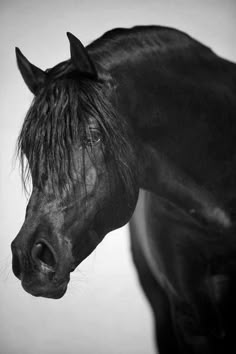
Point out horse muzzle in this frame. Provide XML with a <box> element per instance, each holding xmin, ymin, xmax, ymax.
<box><xmin>11</xmin><ymin>238</ymin><xmax>71</xmax><ymax>299</ymax></box>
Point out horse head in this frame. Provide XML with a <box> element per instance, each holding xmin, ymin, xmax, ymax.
<box><xmin>11</xmin><ymin>33</ymin><xmax>139</xmax><ymax>298</ymax></box>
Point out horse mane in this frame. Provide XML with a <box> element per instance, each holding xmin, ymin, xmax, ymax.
<box><xmin>17</xmin><ymin>74</ymin><xmax>137</xmax><ymax>198</ymax></box>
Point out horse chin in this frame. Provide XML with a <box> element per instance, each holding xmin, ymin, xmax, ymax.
<box><xmin>21</xmin><ymin>274</ymin><xmax>70</xmax><ymax>299</ymax></box>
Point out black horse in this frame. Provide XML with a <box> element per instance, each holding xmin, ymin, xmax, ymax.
<box><xmin>11</xmin><ymin>26</ymin><xmax>236</xmax><ymax>353</ymax></box>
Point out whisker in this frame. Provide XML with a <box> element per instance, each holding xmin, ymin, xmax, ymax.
<box><xmin>0</xmin><ymin>254</ymin><xmax>12</xmax><ymax>282</ymax></box>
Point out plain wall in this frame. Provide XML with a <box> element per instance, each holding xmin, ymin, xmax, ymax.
<box><xmin>0</xmin><ymin>1</ymin><xmax>235</xmax><ymax>353</ymax></box>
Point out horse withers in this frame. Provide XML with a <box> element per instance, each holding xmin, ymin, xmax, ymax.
<box><xmin>12</xmin><ymin>26</ymin><xmax>236</xmax><ymax>353</ymax></box>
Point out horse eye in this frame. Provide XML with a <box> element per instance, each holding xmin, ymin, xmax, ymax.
<box><xmin>85</xmin><ymin>128</ymin><xmax>101</xmax><ymax>146</ymax></box>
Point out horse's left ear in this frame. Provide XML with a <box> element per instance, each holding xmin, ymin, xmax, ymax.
<box><xmin>15</xmin><ymin>47</ymin><xmax>46</xmax><ymax>95</ymax></box>
<box><xmin>67</xmin><ymin>32</ymin><xmax>97</xmax><ymax>78</ymax></box>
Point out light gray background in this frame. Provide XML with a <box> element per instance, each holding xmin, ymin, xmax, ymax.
<box><xmin>0</xmin><ymin>1</ymin><xmax>235</xmax><ymax>353</ymax></box>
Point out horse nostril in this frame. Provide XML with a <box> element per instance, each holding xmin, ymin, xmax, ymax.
<box><xmin>31</xmin><ymin>241</ymin><xmax>57</xmax><ymax>268</ymax></box>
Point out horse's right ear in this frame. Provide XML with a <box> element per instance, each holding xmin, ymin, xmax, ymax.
<box><xmin>15</xmin><ymin>47</ymin><xmax>46</xmax><ymax>95</ymax></box>
<box><xmin>67</xmin><ymin>32</ymin><xmax>97</xmax><ymax>78</ymax></box>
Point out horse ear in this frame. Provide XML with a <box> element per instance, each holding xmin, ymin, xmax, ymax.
<box><xmin>67</xmin><ymin>32</ymin><xmax>97</xmax><ymax>78</ymax></box>
<box><xmin>15</xmin><ymin>47</ymin><xmax>46</xmax><ymax>94</ymax></box>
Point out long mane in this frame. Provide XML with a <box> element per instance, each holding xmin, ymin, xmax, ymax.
<box><xmin>17</xmin><ymin>74</ymin><xmax>136</xmax><ymax>197</ymax></box>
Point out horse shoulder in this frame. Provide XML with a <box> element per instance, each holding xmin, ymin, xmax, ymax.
<box><xmin>130</xmin><ymin>189</ymin><xmax>178</xmax><ymax>297</ymax></box>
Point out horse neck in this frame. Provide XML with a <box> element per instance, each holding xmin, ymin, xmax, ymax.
<box><xmin>106</xmin><ymin>58</ymin><xmax>233</xmax><ymax>232</ymax></box>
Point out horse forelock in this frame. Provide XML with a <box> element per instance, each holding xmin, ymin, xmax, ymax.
<box><xmin>17</xmin><ymin>75</ymin><xmax>137</xmax><ymax>198</ymax></box>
